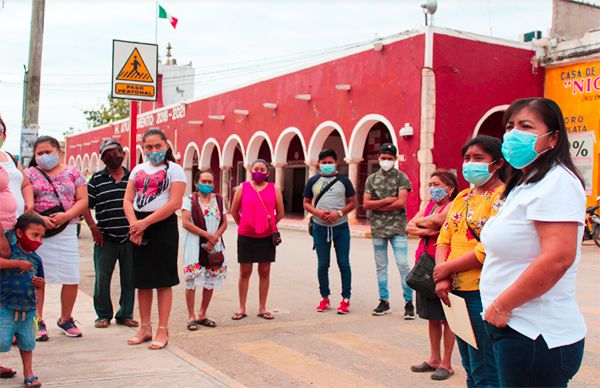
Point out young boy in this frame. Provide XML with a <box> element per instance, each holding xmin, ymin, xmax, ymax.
<box><xmin>0</xmin><ymin>213</ymin><xmax>46</xmax><ymax>388</ymax></box>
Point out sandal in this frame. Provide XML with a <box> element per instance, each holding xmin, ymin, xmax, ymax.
<box><xmin>431</xmin><ymin>367</ymin><xmax>454</xmax><ymax>381</ymax></box>
<box><xmin>116</xmin><ymin>318</ymin><xmax>139</xmax><ymax>328</ymax></box>
<box><xmin>410</xmin><ymin>361</ymin><xmax>437</xmax><ymax>373</ymax></box>
<box><xmin>196</xmin><ymin>318</ymin><xmax>217</xmax><ymax>328</ymax></box>
<box><xmin>127</xmin><ymin>324</ymin><xmax>152</xmax><ymax>345</ymax></box>
<box><xmin>0</xmin><ymin>366</ymin><xmax>16</xmax><ymax>378</ymax></box>
<box><xmin>94</xmin><ymin>319</ymin><xmax>110</xmax><ymax>328</ymax></box>
<box><xmin>23</xmin><ymin>375</ymin><xmax>41</xmax><ymax>388</ymax></box>
<box><xmin>187</xmin><ymin>321</ymin><xmax>199</xmax><ymax>331</ymax></box>
<box><xmin>231</xmin><ymin>312</ymin><xmax>247</xmax><ymax>320</ymax></box>
<box><xmin>148</xmin><ymin>327</ymin><xmax>169</xmax><ymax>350</ymax></box>
<box><xmin>257</xmin><ymin>312</ymin><xmax>274</xmax><ymax>320</ymax></box>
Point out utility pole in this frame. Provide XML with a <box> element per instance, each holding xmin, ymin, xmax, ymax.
<box><xmin>21</xmin><ymin>0</ymin><xmax>45</xmax><ymax>166</ymax></box>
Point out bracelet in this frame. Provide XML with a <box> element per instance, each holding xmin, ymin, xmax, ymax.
<box><xmin>492</xmin><ymin>301</ymin><xmax>510</xmax><ymax>316</ymax></box>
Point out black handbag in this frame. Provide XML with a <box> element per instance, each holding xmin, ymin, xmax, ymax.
<box><xmin>35</xmin><ymin>168</ymin><xmax>69</xmax><ymax>238</ymax></box>
<box><xmin>406</xmin><ymin>249</ymin><xmax>437</xmax><ymax>299</ymax></box>
<box><xmin>308</xmin><ymin>176</ymin><xmax>340</xmax><ymax>236</ymax></box>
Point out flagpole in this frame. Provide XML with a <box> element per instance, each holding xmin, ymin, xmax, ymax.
<box><xmin>154</xmin><ymin>0</ymin><xmax>158</xmax><ymax>44</ymax></box>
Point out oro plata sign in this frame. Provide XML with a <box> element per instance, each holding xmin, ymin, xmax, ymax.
<box><xmin>112</xmin><ymin>40</ymin><xmax>158</xmax><ymax>101</ymax></box>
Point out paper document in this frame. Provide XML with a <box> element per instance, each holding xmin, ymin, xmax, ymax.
<box><xmin>441</xmin><ymin>293</ymin><xmax>478</xmax><ymax>349</ymax></box>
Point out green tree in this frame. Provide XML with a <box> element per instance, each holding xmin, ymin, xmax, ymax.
<box><xmin>83</xmin><ymin>95</ymin><xmax>129</xmax><ymax>128</ymax></box>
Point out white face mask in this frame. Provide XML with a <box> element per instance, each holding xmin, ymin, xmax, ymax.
<box><xmin>379</xmin><ymin>160</ymin><xmax>395</xmax><ymax>171</ymax></box>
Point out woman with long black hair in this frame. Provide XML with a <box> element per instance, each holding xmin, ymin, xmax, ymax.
<box><xmin>123</xmin><ymin>129</ymin><xmax>186</xmax><ymax>350</ymax></box>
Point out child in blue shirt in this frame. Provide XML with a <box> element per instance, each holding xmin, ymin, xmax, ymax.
<box><xmin>0</xmin><ymin>213</ymin><xmax>46</xmax><ymax>388</ymax></box>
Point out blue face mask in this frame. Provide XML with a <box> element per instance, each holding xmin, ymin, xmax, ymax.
<box><xmin>502</xmin><ymin>128</ymin><xmax>552</xmax><ymax>169</ymax></box>
<box><xmin>320</xmin><ymin>163</ymin><xmax>336</xmax><ymax>176</ymax></box>
<box><xmin>429</xmin><ymin>187</ymin><xmax>447</xmax><ymax>202</ymax></box>
<box><xmin>462</xmin><ymin>162</ymin><xmax>494</xmax><ymax>186</ymax></box>
<box><xmin>36</xmin><ymin>153</ymin><xmax>60</xmax><ymax>171</ymax></box>
<box><xmin>197</xmin><ymin>184</ymin><xmax>214</xmax><ymax>195</ymax></box>
<box><xmin>145</xmin><ymin>150</ymin><xmax>167</xmax><ymax>165</ymax></box>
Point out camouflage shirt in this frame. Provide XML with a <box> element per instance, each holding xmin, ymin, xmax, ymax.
<box><xmin>365</xmin><ymin>168</ymin><xmax>412</xmax><ymax>238</ymax></box>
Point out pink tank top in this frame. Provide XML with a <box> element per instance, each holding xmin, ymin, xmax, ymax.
<box><xmin>415</xmin><ymin>200</ymin><xmax>449</xmax><ymax>262</ymax></box>
<box><xmin>238</xmin><ymin>182</ymin><xmax>276</xmax><ymax>238</ymax></box>
<box><xmin>0</xmin><ymin>166</ymin><xmax>17</xmax><ymax>231</ymax></box>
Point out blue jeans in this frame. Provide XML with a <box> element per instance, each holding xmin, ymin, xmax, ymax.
<box><xmin>372</xmin><ymin>235</ymin><xmax>413</xmax><ymax>303</ymax></box>
<box><xmin>453</xmin><ymin>290</ymin><xmax>499</xmax><ymax>388</ymax></box>
<box><xmin>312</xmin><ymin>222</ymin><xmax>351</xmax><ymax>299</ymax></box>
<box><xmin>486</xmin><ymin>323</ymin><xmax>584</xmax><ymax>387</ymax></box>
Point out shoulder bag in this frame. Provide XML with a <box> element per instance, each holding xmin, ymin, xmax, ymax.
<box><xmin>464</xmin><ymin>196</ymin><xmax>481</xmax><ymax>242</ymax></box>
<box><xmin>35</xmin><ymin>167</ymin><xmax>69</xmax><ymax>238</ymax></box>
<box><xmin>252</xmin><ymin>183</ymin><xmax>281</xmax><ymax>247</ymax></box>
<box><xmin>308</xmin><ymin>176</ymin><xmax>341</xmax><ymax>236</ymax></box>
<box><xmin>191</xmin><ymin>192</ymin><xmax>225</xmax><ymax>267</ymax></box>
<box><xmin>406</xmin><ymin>204</ymin><xmax>439</xmax><ymax>299</ymax></box>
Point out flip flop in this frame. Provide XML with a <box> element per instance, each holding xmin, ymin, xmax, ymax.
<box><xmin>94</xmin><ymin>319</ymin><xmax>110</xmax><ymax>328</ymax></box>
<box><xmin>197</xmin><ymin>318</ymin><xmax>217</xmax><ymax>328</ymax></box>
<box><xmin>23</xmin><ymin>375</ymin><xmax>41</xmax><ymax>388</ymax></box>
<box><xmin>431</xmin><ymin>367</ymin><xmax>455</xmax><ymax>381</ymax></box>
<box><xmin>187</xmin><ymin>321</ymin><xmax>199</xmax><ymax>331</ymax></box>
<box><xmin>231</xmin><ymin>312</ymin><xmax>247</xmax><ymax>320</ymax></box>
<box><xmin>0</xmin><ymin>367</ymin><xmax>16</xmax><ymax>378</ymax></box>
<box><xmin>410</xmin><ymin>361</ymin><xmax>437</xmax><ymax>373</ymax></box>
<box><xmin>257</xmin><ymin>312</ymin><xmax>274</xmax><ymax>320</ymax></box>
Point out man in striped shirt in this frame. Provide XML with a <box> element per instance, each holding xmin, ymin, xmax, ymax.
<box><xmin>83</xmin><ymin>140</ymin><xmax>138</xmax><ymax>328</ymax></box>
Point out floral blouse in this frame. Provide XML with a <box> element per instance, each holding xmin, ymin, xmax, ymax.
<box><xmin>436</xmin><ymin>185</ymin><xmax>504</xmax><ymax>291</ymax></box>
<box><xmin>26</xmin><ymin>165</ymin><xmax>86</xmax><ymax>224</ymax></box>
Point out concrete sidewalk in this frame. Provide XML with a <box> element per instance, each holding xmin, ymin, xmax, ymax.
<box><xmin>2</xmin><ymin>285</ymin><xmax>243</xmax><ymax>388</ymax></box>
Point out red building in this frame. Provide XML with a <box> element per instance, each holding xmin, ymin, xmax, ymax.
<box><xmin>65</xmin><ymin>27</ymin><xmax>544</xmax><ymax>220</ymax></box>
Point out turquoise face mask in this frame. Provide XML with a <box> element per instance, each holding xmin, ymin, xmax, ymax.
<box><xmin>462</xmin><ymin>162</ymin><xmax>494</xmax><ymax>186</ymax></box>
<box><xmin>145</xmin><ymin>150</ymin><xmax>167</xmax><ymax>165</ymax></box>
<box><xmin>197</xmin><ymin>184</ymin><xmax>214</xmax><ymax>195</ymax></box>
<box><xmin>319</xmin><ymin>164</ymin><xmax>336</xmax><ymax>175</ymax></box>
<box><xmin>502</xmin><ymin>128</ymin><xmax>552</xmax><ymax>169</ymax></box>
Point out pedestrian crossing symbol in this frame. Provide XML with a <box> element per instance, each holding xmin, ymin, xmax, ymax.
<box><xmin>116</xmin><ymin>48</ymin><xmax>154</xmax><ymax>83</ymax></box>
<box><xmin>112</xmin><ymin>39</ymin><xmax>158</xmax><ymax>101</ymax></box>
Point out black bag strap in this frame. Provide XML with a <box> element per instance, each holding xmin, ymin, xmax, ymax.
<box><xmin>465</xmin><ymin>195</ymin><xmax>481</xmax><ymax>242</ymax></box>
<box><xmin>313</xmin><ymin>176</ymin><xmax>341</xmax><ymax>207</ymax></box>
<box><xmin>423</xmin><ymin>204</ymin><xmax>438</xmax><ymax>248</ymax></box>
<box><xmin>4</xmin><ymin>151</ymin><xmax>18</xmax><ymax>168</ymax></box>
<box><xmin>35</xmin><ymin>167</ymin><xmax>66</xmax><ymax>209</ymax></box>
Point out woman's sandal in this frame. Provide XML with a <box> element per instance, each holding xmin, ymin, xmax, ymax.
<box><xmin>231</xmin><ymin>312</ymin><xmax>247</xmax><ymax>320</ymax></box>
<box><xmin>187</xmin><ymin>321</ymin><xmax>199</xmax><ymax>331</ymax></box>
<box><xmin>197</xmin><ymin>318</ymin><xmax>217</xmax><ymax>328</ymax></box>
<box><xmin>410</xmin><ymin>361</ymin><xmax>437</xmax><ymax>373</ymax></box>
<box><xmin>148</xmin><ymin>327</ymin><xmax>169</xmax><ymax>350</ymax></box>
<box><xmin>23</xmin><ymin>375</ymin><xmax>41</xmax><ymax>388</ymax></box>
<box><xmin>257</xmin><ymin>312</ymin><xmax>274</xmax><ymax>320</ymax></box>
<box><xmin>127</xmin><ymin>324</ymin><xmax>152</xmax><ymax>345</ymax></box>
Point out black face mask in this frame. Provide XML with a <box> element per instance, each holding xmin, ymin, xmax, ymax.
<box><xmin>104</xmin><ymin>155</ymin><xmax>124</xmax><ymax>170</ymax></box>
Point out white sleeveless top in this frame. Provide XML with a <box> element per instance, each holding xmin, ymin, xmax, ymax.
<box><xmin>0</xmin><ymin>151</ymin><xmax>24</xmax><ymax>217</ymax></box>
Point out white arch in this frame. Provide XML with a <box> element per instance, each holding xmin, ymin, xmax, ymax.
<box><xmin>90</xmin><ymin>152</ymin><xmax>99</xmax><ymax>172</ymax></box>
<box><xmin>273</xmin><ymin>127</ymin><xmax>308</xmax><ymax>164</ymax></box>
<box><xmin>183</xmin><ymin>142</ymin><xmax>200</xmax><ymax>169</ymax></box>
<box><xmin>222</xmin><ymin>135</ymin><xmax>246</xmax><ymax>167</ymax></box>
<box><xmin>82</xmin><ymin>154</ymin><xmax>90</xmax><ymax>171</ymax></box>
<box><xmin>68</xmin><ymin>156</ymin><xmax>75</xmax><ymax>166</ymax></box>
<box><xmin>348</xmin><ymin>114</ymin><xmax>398</xmax><ymax>160</ymax></box>
<box><xmin>307</xmin><ymin>120</ymin><xmax>349</xmax><ymax>162</ymax></box>
<box><xmin>199</xmin><ymin>138</ymin><xmax>222</xmax><ymax>169</ymax></box>
<box><xmin>75</xmin><ymin>155</ymin><xmax>83</xmax><ymax>171</ymax></box>
<box><xmin>472</xmin><ymin>104</ymin><xmax>509</xmax><ymax>137</ymax></box>
<box><xmin>136</xmin><ymin>146</ymin><xmax>144</xmax><ymax>163</ymax></box>
<box><xmin>246</xmin><ymin>131</ymin><xmax>274</xmax><ymax>164</ymax></box>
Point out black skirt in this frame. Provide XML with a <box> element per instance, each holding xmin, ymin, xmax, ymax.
<box><xmin>237</xmin><ymin>235</ymin><xmax>276</xmax><ymax>263</ymax></box>
<box><xmin>132</xmin><ymin>212</ymin><xmax>180</xmax><ymax>289</ymax></box>
<box><xmin>416</xmin><ymin>291</ymin><xmax>446</xmax><ymax>321</ymax></box>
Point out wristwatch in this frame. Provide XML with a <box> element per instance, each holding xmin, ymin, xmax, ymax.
<box><xmin>337</xmin><ymin>210</ymin><xmax>344</xmax><ymax>217</ymax></box>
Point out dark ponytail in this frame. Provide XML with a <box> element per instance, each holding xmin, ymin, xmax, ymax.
<box><xmin>142</xmin><ymin>129</ymin><xmax>176</xmax><ymax>165</ymax></box>
<box><xmin>28</xmin><ymin>135</ymin><xmax>61</xmax><ymax>168</ymax></box>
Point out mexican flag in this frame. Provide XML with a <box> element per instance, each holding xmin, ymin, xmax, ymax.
<box><xmin>158</xmin><ymin>5</ymin><xmax>178</xmax><ymax>29</ymax></box>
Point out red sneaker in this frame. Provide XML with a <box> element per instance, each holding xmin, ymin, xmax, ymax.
<box><xmin>337</xmin><ymin>299</ymin><xmax>350</xmax><ymax>314</ymax></box>
<box><xmin>316</xmin><ymin>298</ymin><xmax>330</xmax><ymax>312</ymax></box>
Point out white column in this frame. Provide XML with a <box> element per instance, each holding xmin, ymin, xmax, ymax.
<box><xmin>305</xmin><ymin>160</ymin><xmax>318</xmax><ymax>177</ymax></box>
<box><xmin>184</xmin><ymin>167</ymin><xmax>193</xmax><ymax>196</ymax></box>
<box><xmin>245</xmin><ymin>164</ymin><xmax>252</xmax><ymax>182</ymax></box>
<box><xmin>344</xmin><ymin>158</ymin><xmax>362</xmax><ymax>224</ymax></box>
<box><xmin>273</xmin><ymin>163</ymin><xmax>286</xmax><ymax>189</ymax></box>
<box><xmin>221</xmin><ymin>166</ymin><xmax>232</xmax><ymax>207</ymax></box>
<box><xmin>418</xmin><ymin>67</ymin><xmax>437</xmax><ymax>208</ymax></box>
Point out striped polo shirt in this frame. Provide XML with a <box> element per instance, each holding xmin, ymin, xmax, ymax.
<box><xmin>88</xmin><ymin>167</ymin><xmax>130</xmax><ymax>243</ymax></box>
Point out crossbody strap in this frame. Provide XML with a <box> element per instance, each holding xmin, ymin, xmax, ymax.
<box><xmin>313</xmin><ymin>176</ymin><xmax>341</xmax><ymax>207</ymax></box>
<box><xmin>251</xmin><ymin>183</ymin><xmax>276</xmax><ymax>232</ymax></box>
<box><xmin>35</xmin><ymin>167</ymin><xmax>66</xmax><ymax>209</ymax></box>
<box><xmin>465</xmin><ymin>195</ymin><xmax>481</xmax><ymax>242</ymax></box>
<box><xmin>423</xmin><ymin>204</ymin><xmax>438</xmax><ymax>248</ymax></box>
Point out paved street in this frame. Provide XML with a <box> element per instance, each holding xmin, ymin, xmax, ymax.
<box><xmin>4</xmin><ymin>222</ymin><xmax>600</xmax><ymax>387</ymax></box>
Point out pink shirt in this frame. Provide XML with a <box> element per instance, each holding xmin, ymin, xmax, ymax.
<box><xmin>238</xmin><ymin>182</ymin><xmax>276</xmax><ymax>238</ymax></box>
<box><xmin>0</xmin><ymin>166</ymin><xmax>17</xmax><ymax>231</ymax></box>
<box><xmin>415</xmin><ymin>200</ymin><xmax>449</xmax><ymax>262</ymax></box>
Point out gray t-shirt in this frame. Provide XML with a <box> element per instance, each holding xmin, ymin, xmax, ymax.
<box><xmin>303</xmin><ymin>173</ymin><xmax>356</xmax><ymax>227</ymax></box>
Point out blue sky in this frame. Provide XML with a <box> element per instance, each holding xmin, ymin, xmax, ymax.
<box><xmin>0</xmin><ymin>0</ymin><xmax>592</xmax><ymax>153</ymax></box>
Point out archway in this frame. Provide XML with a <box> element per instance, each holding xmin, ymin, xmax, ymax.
<box><xmin>307</xmin><ymin>121</ymin><xmax>348</xmax><ymax>163</ymax></box>
<box><xmin>68</xmin><ymin>156</ymin><xmax>75</xmax><ymax>167</ymax></box>
<box><xmin>136</xmin><ymin>146</ymin><xmax>144</xmax><ymax>165</ymax></box>
<box><xmin>246</xmin><ymin>131</ymin><xmax>274</xmax><ymax>182</ymax></box>
<box><xmin>473</xmin><ymin>105</ymin><xmax>509</xmax><ymax>139</ymax></box>
<box><xmin>90</xmin><ymin>153</ymin><xmax>99</xmax><ymax>173</ymax></box>
<box><xmin>82</xmin><ymin>154</ymin><xmax>90</xmax><ymax>175</ymax></box>
<box><xmin>200</xmin><ymin>139</ymin><xmax>222</xmax><ymax>193</ymax></box>
<box><xmin>122</xmin><ymin>147</ymin><xmax>130</xmax><ymax>169</ymax></box>
<box><xmin>222</xmin><ymin>135</ymin><xmax>246</xmax><ymax>206</ymax></box>
<box><xmin>183</xmin><ymin>142</ymin><xmax>200</xmax><ymax>196</ymax></box>
<box><xmin>274</xmin><ymin>128</ymin><xmax>309</xmax><ymax>216</ymax></box>
<box><xmin>348</xmin><ymin>114</ymin><xmax>398</xmax><ymax>219</ymax></box>
<box><xmin>75</xmin><ymin>155</ymin><xmax>83</xmax><ymax>172</ymax></box>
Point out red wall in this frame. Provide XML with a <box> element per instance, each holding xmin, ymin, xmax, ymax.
<box><xmin>432</xmin><ymin>33</ymin><xmax>545</xmax><ymax>188</ymax></box>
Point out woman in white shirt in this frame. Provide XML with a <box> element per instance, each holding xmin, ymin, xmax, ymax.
<box><xmin>123</xmin><ymin>129</ymin><xmax>186</xmax><ymax>350</ymax></box>
<box><xmin>480</xmin><ymin>97</ymin><xmax>586</xmax><ymax>387</ymax></box>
